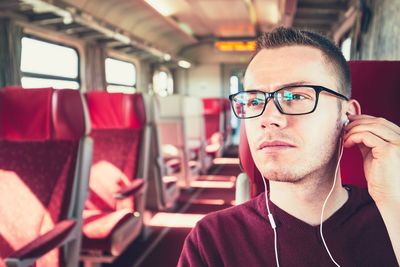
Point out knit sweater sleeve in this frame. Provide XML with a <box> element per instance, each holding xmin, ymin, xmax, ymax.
<box><xmin>178</xmin><ymin>225</ymin><xmax>207</xmax><ymax>267</ymax></box>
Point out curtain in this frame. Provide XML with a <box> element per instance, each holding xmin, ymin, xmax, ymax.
<box><xmin>0</xmin><ymin>18</ymin><xmax>23</xmax><ymax>87</ymax></box>
<box><xmin>84</xmin><ymin>42</ymin><xmax>106</xmax><ymax>91</ymax></box>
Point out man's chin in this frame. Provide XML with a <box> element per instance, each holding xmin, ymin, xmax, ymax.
<box><xmin>260</xmin><ymin>169</ymin><xmax>303</xmax><ymax>183</ymax></box>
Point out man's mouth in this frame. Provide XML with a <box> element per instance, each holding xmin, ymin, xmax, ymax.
<box><xmin>258</xmin><ymin>140</ymin><xmax>296</xmax><ymax>152</ymax></box>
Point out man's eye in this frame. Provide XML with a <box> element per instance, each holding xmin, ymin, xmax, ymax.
<box><xmin>283</xmin><ymin>92</ymin><xmax>310</xmax><ymax>101</ymax></box>
<box><xmin>291</xmin><ymin>94</ymin><xmax>306</xmax><ymax>100</ymax></box>
<box><xmin>249</xmin><ymin>98</ymin><xmax>262</xmax><ymax>106</ymax></box>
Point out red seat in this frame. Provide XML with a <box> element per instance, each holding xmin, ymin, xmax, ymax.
<box><xmin>341</xmin><ymin>61</ymin><xmax>400</xmax><ymax>187</ymax></box>
<box><xmin>143</xmin><ymin>94</ymin><xmax>180</xmax><ymax>210</ymax></box>
<box><xmin>222</xmin><ymin>98</ymin><xmax>232</xmax><ymax>146</ymax></box>
<box><xmin>237</xmin><ymin>61</ymin><xmax>400</xmax><ymax>201</ymax></box>
<box><xmin>157</xmin><ymin>95</ymin><xmax>201</xmax><ymax>188</ymax></box>
<box><xmin>202</xmin><ymin>98</ymin><xmax>225</xmax><ymax>157</ymax></box>
<box><xmin>0</xmin><ymin>87</ymin><xmax>91</xmax><ymax>267</ymax></box>
<box><xmin>81</xmin><ymin>92</ymin><xmax>147</xmax><ymax>264</ymax></box>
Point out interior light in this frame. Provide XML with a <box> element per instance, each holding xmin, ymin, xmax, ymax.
<box><xmin>178</xmin><ymin>60</ymin><xmax>191</xmax><ymax>69</ymax></box>
<box><xmin>144</xmin><ymin>0</ymin><xmax>176</xmax><ymax>16</ymax></box>
<box><xmin>163</xmin><ymin>53</ymin><xmax>171</xmax><ymax>61</ymax></box>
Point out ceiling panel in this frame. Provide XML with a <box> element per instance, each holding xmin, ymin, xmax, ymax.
<box><xmin>61</xmin><ymin>0</ymin><xmax>196</xmax><ymax>55</ymax></box>
<box><xmin>255</xmin><ymin>0</ymin><xmax>282</xmax><ymax>26</ymax></box>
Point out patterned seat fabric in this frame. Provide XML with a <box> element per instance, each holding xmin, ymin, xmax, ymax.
<box><xmin>0</xmin><ymin>87</ymin><xmax>88</xmax><ymax>267</ymax></box>
<box><xmin>202</xmin><ymin>98</ymin><xmax>227</xmax><ymax>157</ymax></box>
<box><xmin>82</xmin><ymin>92</ymin><xmax>146</xmax><ymax>254</ymax></box>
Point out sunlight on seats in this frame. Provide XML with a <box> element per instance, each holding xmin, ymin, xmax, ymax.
<box><xmin>147</xmin><ymin>212</ymin><xmax>205</xmax><ymax>228</ymax></box>
<box><xmin>86</xmin><ymin>161</ymin><xmax>130</xmax><ymax>210</ymax></box>
<box><xmin>190</xmin><ymin>180</ymin><xmax>234</xmax><ymax>189</ymax></box>
<box><xmin>198</xmin><ymin>175</ymin><xmax>236</xmax><ymax>182</ymax></box>
<box><xmin>213</xmin><ymin>157</ymin><xmax>240</xmax><ymax>165</ymax></box>
<box><xmin>162</xmin><ymin>175</ymin><xmax>178</xmax><ymax>184</ymax></box>
<box><xmin>190</xmin><ymin>199</ymin><xmax>226</xmax><ymax>205</ymax></box>
<box><xmin>0</xmin><ymin>170</ymin><xmax>49</xmax><ymax>249</ymax></box>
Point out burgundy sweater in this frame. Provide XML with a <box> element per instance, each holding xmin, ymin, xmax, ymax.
<box><xmin>178</xmin><ymin>186</ymin><xmax>398</xmax><ymax>267</ymax></box>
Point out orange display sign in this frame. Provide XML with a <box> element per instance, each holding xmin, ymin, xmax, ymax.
<box><xmin>215</xmin><ymin>41</ymin><xmax>256</xmax><ymax>51</ymax></box>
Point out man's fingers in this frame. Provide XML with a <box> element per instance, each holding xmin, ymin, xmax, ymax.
<box><xmin>343</xmin><ymin>123</ymin><xmax>400</xmax><ymax>145</ymax></box>
<box><xmin>343</xmin><ymin>131</ymin><xmax>387</xmax><ymax>151</ymax></box>
<box><xmin>346</xmin><ymin>115</ymin><xmax>400</xmax><ymax>135</ymax></box>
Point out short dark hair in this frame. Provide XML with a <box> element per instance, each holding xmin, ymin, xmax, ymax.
<box><xmin>251</xmin><ymin>27</ymin><xmax>351</xmax><ymax>97</ymax></box>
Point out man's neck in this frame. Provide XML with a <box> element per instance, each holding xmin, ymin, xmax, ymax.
<box><xmin>269</xmin><ymin>170</ymin><xmax>349</xmax><ymax>226</ymax></box>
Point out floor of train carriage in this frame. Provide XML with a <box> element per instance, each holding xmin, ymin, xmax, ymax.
<box><xmin>103</xmin><ymin>146</ymin><xmax>241</xmax><ymax>267</ymax></box>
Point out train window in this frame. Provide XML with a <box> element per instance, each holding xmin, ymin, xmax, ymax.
<box><xmin>230</xmin><ymin>75</ymin><xmax>239</xmax><ymax>95</ymax></box>
<box><xmin>105</xmin><ymin>58</ymin><xmax>136</xmax><ymax>93</ymax></box>
<box><xmin>230</xmin><ymin>75</ymin><xmax>240</xmax><ymax>143</ymax></box>
<box><xmin>20</xmin><ymin>37</ymin><xmax>80</xmax><ymax>89</ymax></box>
<box><xmin>153</xmin><ymin>70</ymin><xmax>173</xmax><ymax>97</ymax></box>
<box><xmin>341</xmin><ymin>37</ymin><xmax>352</xmax><ymax>61</ymax></box>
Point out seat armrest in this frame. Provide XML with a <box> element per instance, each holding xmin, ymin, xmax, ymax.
<box><xmin>114</xmin><ymin>179</ymin><xmax>146</xmax><ymax>200</ymax></box>
<box><xmin>5</xmin><ymin>219</ymin><xmax>77</xmax><ymax>267</ymax></box>
<box><xmin>235</xmin><ymin>173</ymin><xmax>251</xmax><ymax>205</ymax></box>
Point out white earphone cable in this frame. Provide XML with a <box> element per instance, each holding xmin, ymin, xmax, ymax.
<box><xmin>262</xmin><ymin>176</ymin><xmax>280</xmax><ymax>267</ymax></box>
<box><xmin>319</xmin><ymin>137</ymin><xmax>345</xmax><ymax>267</ymax></box>
<box><xmin>262</xmin><ymin>134</ymin><xmax>345</xmax><ymax>267</ymax></box>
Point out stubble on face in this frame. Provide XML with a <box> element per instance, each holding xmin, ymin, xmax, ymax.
<box><xmin>252</xmin><ymin>116</ymin><xmax>342</xmax><ymax>185</ymax></box>
<box><xmin>244</xmin><ymin>46</ymin><xmax>345</xmax><ymax>186</ymax></box>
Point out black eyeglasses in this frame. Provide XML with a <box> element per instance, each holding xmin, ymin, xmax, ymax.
<box><xmin>229</xmin><ymin>85</ymin><xmax>348</xmax><ymax>119</ymax></box>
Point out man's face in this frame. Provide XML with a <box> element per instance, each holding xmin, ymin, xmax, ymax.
<box><xmin>244</xmin><ymin>45</ymin><xmax>343</xmax><ymax>183</ymax></box>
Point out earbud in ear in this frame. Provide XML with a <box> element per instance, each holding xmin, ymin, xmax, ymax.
<box><xmin>341</xmin><ymin>118</ymin><xmax>349</xmax><ymax>138</ymax></box>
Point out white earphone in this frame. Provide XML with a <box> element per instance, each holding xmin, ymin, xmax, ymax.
<box><xmin>263</xmin><ymin>117</ymin><xmax>349</xmax><ymax>267</ymax></box>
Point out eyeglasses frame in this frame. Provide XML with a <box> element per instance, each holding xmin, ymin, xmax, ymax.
<box><xmin>229</xmin><ymin>85</ymin><xmax>349</xmax><ymax>119</ymax></box>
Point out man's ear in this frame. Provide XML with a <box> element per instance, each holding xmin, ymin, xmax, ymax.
<box><xmin>345</xmin><ymin>99</ymin><xmax>361</xmax><ymax>116</ymax></box>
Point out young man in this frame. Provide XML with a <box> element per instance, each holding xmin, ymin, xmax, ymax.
<box><xmin>178</xmin><ymin>27</ymin><xmax>400</xmax><ymax>266</ymax></box>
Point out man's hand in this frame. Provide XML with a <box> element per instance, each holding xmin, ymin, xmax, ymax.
<box><xmin>343</xmin><ymin>114</ymin><xmax>400</xmax><ymax>204</ymax></box>
<box><xmin>343</xmin><ymin>114</ymin><xmax>400</xmax><ymax>264</ymax></box>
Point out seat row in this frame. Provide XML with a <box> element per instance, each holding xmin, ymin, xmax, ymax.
<box><xmin>0</xmin><ymin>88</ymin><xmax>231</xmax><ymax>267</ymax></box>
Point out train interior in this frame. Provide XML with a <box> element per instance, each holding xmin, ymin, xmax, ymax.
<box><xmin>0</xmin><ymin>0</ymin><xmax>399</xmax><ymax>266</ymax></box>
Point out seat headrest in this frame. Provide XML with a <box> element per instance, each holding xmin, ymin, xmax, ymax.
<box><xmin>183</xmin><ymin>96</ymin><xmax>203</xmax><ymax>116</ymax></box>
<box><xmin>222</xmin><ymin>98</ymin><xmax>231</xmax><ymax>111</ymax></box>
<box><xmin>202</xmin><ymin>98</ymin><xmax>223</xmax><ymax>114</ymax></box>
<box><xmin>158</xmin><ymin>95</ymin><xmax>184</xmax><ymax>118</ymax></box>
<box><xmin>0</xmin><ymin>88</ymin><xmax>86</xmax><ymax>141</ymax></box>
<box><xmin>85</xmin><ymin>92</ymin><xmax>146</xmax><ymax>129</ymax></box>
<box><xmin>341</xmin><ymin>60</ymin><xmax>400</xmax><ymax>188</ymax></box>
<box><xmin>239</xmin><ymin>123</ymin><xmax>264</xmax><ymax>196</ymax></box>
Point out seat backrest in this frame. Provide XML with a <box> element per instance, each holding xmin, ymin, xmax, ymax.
<box><xmin>184</xmin><ymin>96</ymin><xmax>209</xmax><ymax>172</ymax></box>
<box><xmin>222</xmin><ymin>98</ymin><xmax>232</xmax><ymax>145</ymax></box>
<box><xmin>157</xmin><ymin>95</ymin><xmax>195</xmax><ymax>187</ymax></box>
<box><xmin>157</xmin><ymin>95</ymin><xmax>185</xmax><ymax>147</ymax></box>
<box><xmin>202</xmin><ymin>98</ymin><xmax>224</xmax><ymax>141</ymax></box>
<box><xmin>239</xmin><ymin>60</ymin><xmax>400</xmax><ymax>198</ymax></box>
<box><xmin>238</xmin><ymin>122</ymin><xmax>264</xmax><ymax>197</ymax></box>
<box><xmin>0</xmin><ymin>87</ymin><xmax>89</xmax><ymax>267</ymax></box>
<box><xmin>143</xmin><ymin>94</ymin><xmax>179</xmax><ymax>210</ymax></box>
<box><xmin>84</xmin><ymin>92</ymin><xmax>146</xmax><ymax>212</ymax></box>
<box><xmin>341</xmin><ymin>60</ymin><xmax>400</xmax><ymax>187</ymax></box>
<box><xmin>184</xmin><ymin>96</ymin><xmax>205</xmax><ymax>148</ymax></box>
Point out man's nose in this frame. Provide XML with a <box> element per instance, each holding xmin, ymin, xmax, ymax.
<box><xmin>258</xmin><ymin>98</ymin><xmax>287</xmax><ymax>129</ymax></box>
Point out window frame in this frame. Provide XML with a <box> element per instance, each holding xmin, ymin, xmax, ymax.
<box><xmin>20</xmin><ymin>35</ymin><xmax>81</xmax><ymax>89</ymax></box>
<box><xmin>105</xmin><ymin>57</ymin><xmax>137</xmax><ymax>93</ymax></box>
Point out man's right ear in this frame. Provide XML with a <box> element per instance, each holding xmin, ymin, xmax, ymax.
<box><xmin>344</xmin><ymin>99</ymin><xmax>362</xmax><ymax>117</ymax></box>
